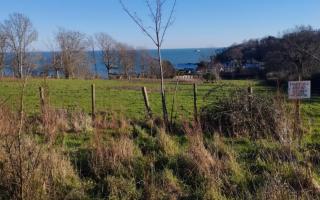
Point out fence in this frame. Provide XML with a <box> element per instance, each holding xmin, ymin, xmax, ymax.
<box><xmin>0</xmin><ymin>79</ymin><xmax>319</xmax><ymax>127</ymax></box>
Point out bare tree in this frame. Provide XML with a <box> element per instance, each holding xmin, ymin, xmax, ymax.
<box><xmin>138</xmin><ymin>48</ymin><xmax>161</xmax><ymax>78</ymax></box>
<box><xmin>88</xmin><ymin>36</ymin><xmax>98</xmax><ymax>78</ymax></box>
<box><xmin>138</xmin><ymin>49</ymin><xmax>147</xmax><ymax>78</ymax></box>
<box><xmin>45</xmin><ymin>40</ymin><xmax>63</xmax><ymax>78</ymax></box>
<box><xmin>162</xmin><ymin>60</ymin><xmax>176</xmax><ymax>78</ymax></box>
<box><xmin>119</xmin><ymin>0</ymin><xmax>177</xmax><ymax>127</ymax></box>
<box><xmin>1</xmin><ymin>13</ymin><xmax>38</xmax><ymax>78</ymax></box>
<box><xmin>24</xmin><ymin>52</ymin><xmax>42</xmax><ymax>76</ymax></box>
<box><xmin>117</xmin><ymin>43</ymin><xmax>136</xmax><ymax>79</ymax></box>
<box><xmin>282</xmin><ymin>26</ymin><xmax>320</xmax><ymax>79</ymax></box>
<box><xmin>0</xmin><ymin>28</ymin><xmax>6</xmax><ymax>76</ymax></box>
<box><xmin>55</xmin><ymin>28</ymin><xmax>88</xmax><ymax>79</ymax></box>
<box><xmin>95</xmin><ymin>33</ymin><xmax>117</xmax><ymax>78</ymax></box>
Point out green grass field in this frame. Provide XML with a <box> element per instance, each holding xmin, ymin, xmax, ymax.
<box><xmin>1</xmin><ymin>78</ymin><xmax>320</xmax><ymax>199</ymax></box>
<box><xmin>0</xmin><ymin>78</ymin><xmax>259</xmax><ymax>118</ymax></box>
<box><xmin>1</xmin><ymin>78</ymin><xmax>319</xmax><ymax>130</ymax></box>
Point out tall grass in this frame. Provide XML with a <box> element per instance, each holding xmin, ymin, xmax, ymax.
<box><xmin>0</xmin><ymin>80</ymin><xmax>320</xmax><ymax>199</ymax></box>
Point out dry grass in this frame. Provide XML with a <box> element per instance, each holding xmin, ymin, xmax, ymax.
<box><xmin>0</xmin><ymin>98</ymin><xmax>85</xmax><ymax>200</ymax></box>
<box><xmin>0</xmin><ymin>134</ymin><xmax>84</xmax><ymax>200</ymax></box>
<box><xmin>184</xmin><ymin>124</ymin><xmax>221</xmax><ymax>178</ymax></box>
<box><xmin>156</xmin><ymin>128</ymin><xmax>180</xmax><ymax>157</ymax></box>
<box><xmin>201</xmin><ymin>90</ymin><xmax>295</xmax><ymax>142</ymax></box>
<box><xmin>89</xmin><ymin>132</ymin><xmax>136</xmax><ymax>178</ymax></box>
<box><xmin>181</xmin><ymin>122</ymin><xmax>226</xmax><ymax>199</ymax></box>
<box><xmin>1</xmin><ymin>79</ymin><xmax>320</xmax><ymax>199</ymax></box>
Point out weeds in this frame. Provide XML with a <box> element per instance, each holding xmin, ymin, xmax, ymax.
<box><xmin>0</xmin><ymin>80</ymin><xmax>320</xmax><ymax>199</ymax></box>
<box><xmin>201</xmin><ymin>89</ymin><xmax>294</xmax><ymax>142</ymax></box>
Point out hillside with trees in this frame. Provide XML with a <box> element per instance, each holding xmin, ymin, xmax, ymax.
<box><xmin>211</xmin><ymin>26</ymin><xmax>320</xmax><ymax>82</ymax></box>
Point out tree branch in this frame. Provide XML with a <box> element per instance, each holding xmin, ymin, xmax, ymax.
<box><xmin>160</xmin><ymin>0</ymin><xmax>176</xmax><ymax>46</ymax></box>
<box><xmin>119</xmin><ymin>0</ymin><xmax>158</xmax><ymax>46</ymax></box>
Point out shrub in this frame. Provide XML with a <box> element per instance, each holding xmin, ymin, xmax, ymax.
<box><xmin>200</xmin><ymin>90</ymin><xmax>294</xmax><ymax>141</ymax></box>
<box><xmin>0</xmin><ymin>135</ymin><xmax>85</xmax><ymax>200</ymax></box>
<box><xmin>203</xmin><ymin>72</ymin><xmax>217</xmax><ymax>82</ymax></box>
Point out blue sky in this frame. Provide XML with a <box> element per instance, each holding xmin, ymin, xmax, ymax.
<box><xmin>0</xmin><ymin>0</ymin><xmax>319</xmax><ymax>50</ymax></box>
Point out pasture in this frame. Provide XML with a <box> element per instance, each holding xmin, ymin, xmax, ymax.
<box><xmin>1</xmin><ymin>78</ymin><xmax>320</xmax><ymax>199</ymax></box>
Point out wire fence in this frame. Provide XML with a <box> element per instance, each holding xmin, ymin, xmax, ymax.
<box><xmin>0</xmin><ymin>79</ymin><xmax>319</xmax><ymax>128</ymax></box>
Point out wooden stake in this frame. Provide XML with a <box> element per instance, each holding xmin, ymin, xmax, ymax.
<box><xmin>296</xmin><ymin>75</ymin><xmax>302</xmax><ymax>142</ymax></box>
<box><xmin>142</xmin><ymin>87</ymin><xmax>152</xmax><ymax>119</ymax></box>
<box><xmin>247</xmin><ymin>86</ymin><xmax>253</xmax><ymax>95</ymax></box>
<box><xmin>91</xmin><ymin>84</ymin><xmax>96</xmax><ymax>120</ymax></box>
<box><xmin>39</xmin><ymin>87</ymin><xmax>45</xmax><ymax>113</ymax></box>
<box><xmin>193</xmin><ymin>83</ymin><xmax>198</xmax><ymax>123</ymax></box>
<box><xmin>248</xmin><ymin>86</ymin><xmax>253</xmax><ymax>116</ymax></box>
<box><xmin>170</xmin><ymin>80</ymin><xmax>179</xmax><ymax>124</ymax></box>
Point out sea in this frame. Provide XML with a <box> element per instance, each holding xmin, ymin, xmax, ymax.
<box><xmin>3</xmin><ymin>48</ymin><xmax>222</xmax><ymax>78</ymax></box>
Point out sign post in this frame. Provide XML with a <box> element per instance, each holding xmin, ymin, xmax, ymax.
<box><xmin>288</xmin><ymin>81</ymin><xmax>311</xmax><ymax>100</ymax></box>
<box><xmin>288</xmin><ymin>81</ymin><xmax>311</xmax><ymax>142</ymax></box>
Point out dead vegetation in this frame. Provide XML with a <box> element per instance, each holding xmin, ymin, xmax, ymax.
<box><xmin>200</xmin><ymin>89</ymin><xmax>295</xmax><ymax>142</ymax></box>
<box><xmin>0</xmin><ymin>104</ymin><xmax>85</xmax><ymax>200</ymax></box>
<box><xmin>1</xmin><ymin>82</ymin><xmax>320</xmax><ymax>199</ymax></box>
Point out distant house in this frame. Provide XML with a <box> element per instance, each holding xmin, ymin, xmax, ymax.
<box><xmin>177</xmin><ymin>63</ymin><xmax>198</xmax><ymax>70</ymax></box>
<box><xmin>196</xmin><ymin>61</ymin><xmax>224</xmax><ymax>75</ymax></box>
<box><xmin>244</xmin><ymin>60</ymin><xmax>264</xmax><ymax>70</ymax></box>
<box><xmin>221</xmin><ymin>59</ymin><xmax>264</xmax><ymax>72</ymax></box>
<box><xmin>177</xmin><ymin>67</ymin><xmax>196</xmax><ymax>75</ymax></box>
<box><xmin>176</xmin><ymin>63</ymin><xmax>198</xmax><ymax>76</ymax></box>
<box><xmin>174</xmin><ymin>65</ymin><xmax>199</xmax><ymax>81</ymax></box>
<box><xmin>174</xmin><ymin>75</ymin><xmax>195</xmax><ymax>81</ymax></box>
<box><xmin>221</xmin><ymin>60</ymin><xmax>241</xmax><ymax>72</ymax></box>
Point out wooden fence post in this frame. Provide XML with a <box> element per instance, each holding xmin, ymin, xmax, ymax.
<box><xmin>142</xmin><ymin>87</ymin><xmax>152</xmax><ymax>119</ymax></box>
<box><xmin>193</xmin><ymin>83</ymin><xmax>198</xmax><ymax>123</ymax></box>
<box><xmin>39</xmin><ymin>87</ymin><xmax>45</xmax><ymax>113</ymax></box>
<box><xmin>248</xmin><ymin>86</ymin><xmax>253</xmax><ymax>114</ymax></box>
<box><xmin>91</xmin><ymin>84</ymin><xmax>96</xmax><ymax>121</ymax></box>
<box><xmin>170</xmin><ymin>80</ymin><xmax>179</xmax><ymax>124</ymax></box>
<box><xmin>247</xmin><ymin>86</ymin><xmax>253</xmax><ymax>95</ymax></box>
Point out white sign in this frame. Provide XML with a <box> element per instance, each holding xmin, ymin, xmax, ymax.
<box><xmin>288</xmin><ymin>81</ymin><xmax>311</xmax><ymax>99</ymax></box>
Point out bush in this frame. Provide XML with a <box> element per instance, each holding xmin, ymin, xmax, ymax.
<box><xmin>200</xmin><ymin>90</ymin><xmax>294</xmax><ymax>141</ymax></box>
<box><xmin>203</xmin><ymin>72</ymin><xmax>217</xmax><ymax>82</ymax></box>
<box><xmin>0</xmin><ymin>136</ymin><xmax>85</xmax><ymax>200</ymax></box>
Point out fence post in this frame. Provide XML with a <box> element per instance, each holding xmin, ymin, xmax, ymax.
<box><xmin>247</xmin><ymin>86</ymin><xmax>253</xmax><ymax>95</ymax></box>
<box><xmin>170</xmin><ymin>80</ymin><xmax>179</xmax><ymax>124</ymax></box>
<box><xmin>142</xmin><ymin>87</ymin><xmax>152</xmax><ymax>119</ymax></box>
<box><xmin>248</xmin><ymin>86</ymin><xmax>253</xmax><ymax>114</ymax></box>
<box><xmin>193</xmin><ymin>83</ymin><xmax>198</xmax><ymax>123</ymax></box>
<box><xmin>91</xmin><ymin>84</ymin><xmax>96</xmax><ymax>121</ymax></box>
<box><xmin>39</xmin><ymin>87</ymin><xmax>45</xmax><ymax>113</ymax></box>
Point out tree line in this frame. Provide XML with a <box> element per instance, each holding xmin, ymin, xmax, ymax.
<box><xmin>1</xmin><ymin>0</ymin><xmax>177</xmax><ymax>131</ymax></box>
<box><xmin>211</xmin><ymin>26</ymin><xmax>320</xmax><ymax>81</ymax></box>
<box><xmin>0</xmin><ymin>13</ymin><xmax>176</xmax><ymax>79</ymax></box>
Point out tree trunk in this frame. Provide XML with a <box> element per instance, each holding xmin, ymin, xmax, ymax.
<box><xmin>65</xmin><ymin>70</ymin><xmax>70</xmax><ymax>79</ymax></box>
<box><xmin>106</xmin><ymin>65</ymin><xmax>110</xmax><ymax>79</ymax></box>
<box><xmin>19</xmin><ymin>50</ymin><xmax>23</xmax><ymax>79</ymax></box>
<box><xmin>19</xmin><ymin>65</ymin><xmax>23</xmax><ymax>78</ymax></box>
<box><xmin>157</xmin><ymin>46</ymin><xmax>169</xmax><ymax>128</ymax></box>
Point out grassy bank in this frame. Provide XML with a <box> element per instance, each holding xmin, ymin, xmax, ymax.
<box><xmin>1</xmin><ymin>78</ymin><xmax>320</xmax><ymax>199</ymax></box>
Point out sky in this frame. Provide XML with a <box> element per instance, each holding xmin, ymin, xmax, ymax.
<box><xmin>0</xmin><ymin>0</ymin><xmax>319</xmax><ymax>50</ymax></box>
